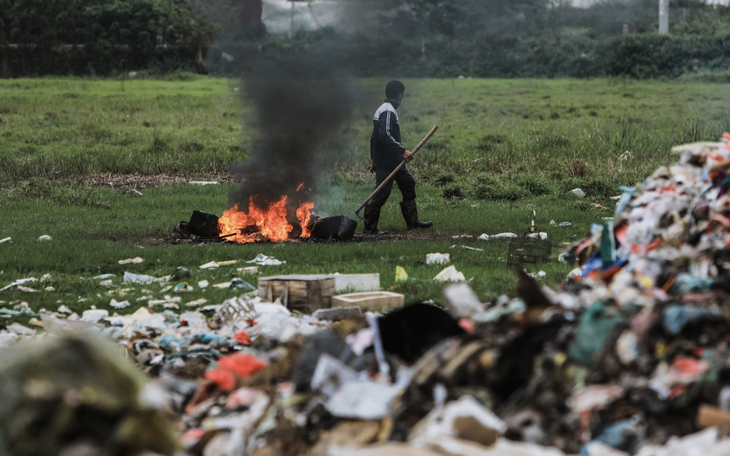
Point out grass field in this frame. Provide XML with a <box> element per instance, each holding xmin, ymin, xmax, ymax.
<box><xmin>1</xmin><ymin>76</ymin><xmax>730</xmax><ymax>320</ymax></box>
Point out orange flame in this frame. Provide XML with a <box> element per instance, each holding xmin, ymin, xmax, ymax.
<box><xmin>297</xmin><ymin>202</ymin><xmax>315</xmax><ymax>238</ymax></box>
<box><xmin>219</xmin><ymin>194</ymin><xmax>314</xmax><ymax>243</ymax></box>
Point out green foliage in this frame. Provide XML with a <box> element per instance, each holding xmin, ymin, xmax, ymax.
<box><xmin>0</xmin><ymin>0</ymin><xmax>215</xmax><ymax>76</ymax></box>
<box><xmin>2</xmin><ymin>0</ymin><xmax>730</xmax><ymax>78</ymax></box>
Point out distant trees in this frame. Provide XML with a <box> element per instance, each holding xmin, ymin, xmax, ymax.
<box><xmin>1</xmin><ymin>0</ymin><xmax>729</xmax><ymax>78</ymax></box>
<box><xmin>0</xmin><ymin>0</ymin><xmax>217</xmax><ymax>76</ymax></box>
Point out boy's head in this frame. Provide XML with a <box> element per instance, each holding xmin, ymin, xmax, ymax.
<box><xmin>385</xmin><ymin>80</ymin><xmax>405</xmax><ymax>100</ymax></box>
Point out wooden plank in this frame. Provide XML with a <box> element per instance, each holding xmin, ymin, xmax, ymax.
<box><xmin>332</xmin><ymin>291</ymin><xmax>404</xmax><ymax>311</ymax></box>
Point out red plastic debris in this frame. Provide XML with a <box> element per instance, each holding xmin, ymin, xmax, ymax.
<box><xmin>233</xmin><ymin>330</ymin><xmax>252</xmax><ymax>345</ymax></box>
<box><xmin>458</xmin><ymin>318</ymin><xmax>475</xmax><ymax>334</ymax></box>
<box><xmin>219</xmin><ymin>353</ymin><xmax>268</xmax><ymax>377</ymax></box>
<box><xmin>205</xmin><ymin>354</ymin><xmax>268</xmax><ymax>391</ymax></box>
<box><xmin>181</xmin><ymin>428</ymin><xmax>205</xmax><ymax>446</ymax></box>
<box><xmin>204</xmin><ymin>368</ymin><xmax>237</xmax><ymax>391</ymax></box>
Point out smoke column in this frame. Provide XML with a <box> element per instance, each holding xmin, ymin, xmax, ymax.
<box><xmin>228</xmin><ymin>51</ymin><xmax>356</xmax><ymax>211</ymax></box>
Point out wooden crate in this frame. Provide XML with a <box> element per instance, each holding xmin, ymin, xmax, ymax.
<box><xmin>332</xmin><ymin>291</ymin><xmax>404</xmax><ymax>312</ymax></box>
<box><xmin>257</xmin><ymin>274</ymin><xmax>335</xmax><ymax>313</ymax></box>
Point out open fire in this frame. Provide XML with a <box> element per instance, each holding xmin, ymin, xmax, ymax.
<box><xmin>218</xmin><ymin>191</ymin><xmax>315</xmax><ymax>243</ymax></box>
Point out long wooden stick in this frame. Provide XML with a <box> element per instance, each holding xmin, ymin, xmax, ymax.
<box><xmin>355</xmin><ymin>125</ymin><xmax>438</xmax><ymax>220</ymax></box>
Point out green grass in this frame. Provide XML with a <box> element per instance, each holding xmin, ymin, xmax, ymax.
<box><xmin>2</xmin><ymin>77</ymin><xmax>730</xmax><ymax>188</ymax></box>
<box><xmin>1</xmin><ymin>77</ymin><xmax>730</xmax><ymax>322</ymax></box>
<box><xmin>0</xmin><ymin>181</ymin><xmax>598</xmax><ymax>318</ymax></box>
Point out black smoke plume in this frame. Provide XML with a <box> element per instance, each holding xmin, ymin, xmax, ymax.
<box><xmin>227</xmin><ymin>50</ymin><xmax>356</xmax><ymax>212</ymax></box>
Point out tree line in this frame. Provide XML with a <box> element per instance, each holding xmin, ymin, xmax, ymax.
<box><xmin>1</xmin><ymin>0</ymin><xmax>729</xmax><ymax>78</ymax></box>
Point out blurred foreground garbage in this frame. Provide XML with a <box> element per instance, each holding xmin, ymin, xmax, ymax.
<box><xmin>6</xmin><ymin>137</ymin><xmax>730</xmax><ymax>454</ymax></box>
<box><xmin>0</xmin><ymin>333</ymin><xmax>178</xmax><ymax>456</ymax></box>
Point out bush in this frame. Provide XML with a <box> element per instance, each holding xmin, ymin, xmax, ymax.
<box><xmin>471</xmin><ymin>174</ymin><xmax>529</xmax><ymax>201</ymax></box>
<box><xmin>0</xmin><ymin>0</ymin><xmax>214</xmax><ymax>76</ymax></box>
<box><xmin>515</xmin><ymin>175</ymin><xmax>553</xmax><ymax>196</ymax></box>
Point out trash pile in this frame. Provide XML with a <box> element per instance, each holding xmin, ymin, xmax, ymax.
<box><xmin>5</xmin><ymin>137</ymin><xmax>730</xmax><ymax>455</ymax></box>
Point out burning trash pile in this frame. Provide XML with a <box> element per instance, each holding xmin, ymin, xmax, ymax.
<box><xmin>7</xmin><ymin>137</ymin><xmax>730</xmax><ymax>455</ymax></box>
<box><xmin>173</xmin><ymin>208</ymin><xmax>358</xmax><ymax>243</ymax></box>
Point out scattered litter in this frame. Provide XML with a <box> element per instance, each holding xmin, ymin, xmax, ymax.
<box><xmin>213</xmin><ymin>281</ymin><xmax>233</xmax><ymax>289</ymax></box>
<box><xmin>189</xmin><ymin>180</ymin><xmax>219</xmax><ymax>185</ymax></box>
<box><xmin>57</xmin><ymin>305</ymin><xmax>71</xmax><ymax>314</ymax></box>
<box><xmin>0</xmin><ymin>237</ymin><xmax>11</xmax><ymax>244</ymax></box>
<box><xmin>16</xmin><ymin>286</ymin><xmax>38</xmax><ymax>293</ymax></box>
<box><xmin>478</xmin><ymin>232</ymin><xmax>518</xmax><ymax>240</ymax></box>
<box><xmin>247</xmin><ymin>254</ymin><xmax>285</xmax><ymax>266</ymax></box>
<box><xmin>1</xmin><ymin>277</ymin><xmax>37</xmax><ymax>292</ymax></box>
<box><xmin>99</xmin><ymin>279</ymin><xmax>113</xmax><ymax>287</ymax></box>
<box><xmin>395</xmin><ymin>266</ymin><xmax>409</xmax><ymax>283</ymax></box>
<box><xmin>199</xmin><ymin>261</ymin><xmax>220</xmax><ymax>269</ymax></box>
<box><xmin>81</xmin><ymin>309</ymin><xmax>109</xmax><ymax>323</ymax></box>
<box><xmin>37</xmin><ymin>235</ymin><xmax>52</xmax><ymax>242</ymax></box>
<box><xmin>443</xmin><ymin>282</ymin><xmax>484</xmax><ymax>318</ymax></box>
<box><xmin>549</xmin><ymin>219</ymin><xmax>574</xmax><ymax>228</ymax></box>
<box><xmin>426</xmin><ymin>253</ymin><xmax>450</xmax><ymax>265</ymax></box>
<box><xmin>110</xmin><ymin>299</ymin><xmax>130</xmax><ymax>309</ymax></box>
<box><xmin>326</xmin><ymin>381</ymin><xmax>402</xmax><ymax>420</ymax></box>
<box><xmin>93</xmin><ymin>274</ymin><xmax>116</xmax><ymax>280</ymax></box>
<box><xmin>185</xmin><ymin>298</ymin><xmax>207</xmax><ymax>307</ymax></box>
<box><xmin>230</xmin><ymin>278</ymin><xmax>255</xmax><ymax>291</ymax></box>
<box><xmin>7</xmin><ymin>323</ymin><xmax>36</xmax><ymax>335</ymax></box>
<box><xmin>451</xmin><ymin>245</ymin><xmax>484</xmax><ymax>251</ymax></box>
<box><xmin>44</xmin><ymin>286</ymin><xmax>55</xmax><ymax>292</ymax></box>
<box><xmin>198</xmin><ymin>280</ymin><xmax>209</xmax><ymax>288</ymax></box>
<box><xmin>434</xmin><ymin>265</ymin><xmax>466</xmax><ymax>282</ymax></box>
<box><xmin>569</xmin><ymin>188</ymin><xmax>586</xmax><ymax>197</ymax></box>
<box><xmin>118</xmin><ymin>257</ymin><xmax>144</xmax><ymax>265</ymax></box>
<box><xmin>123</xmin><ymin>271</ymin><xmax>157</xmax><ymax>284</ymax></box>
<box><xmin>527</xmin><ymin>270</ymin><xmax>547</xmax><ymax>279</ymax></box>
<box><xmin>237</xmin><ymin>266</ymin><xmax>259</xmax><ymax>275</ymax></box>
<box><xmin>173</xmin><ymin>283</ymin><xmax>194</xmax><ymax>292</ymax></box>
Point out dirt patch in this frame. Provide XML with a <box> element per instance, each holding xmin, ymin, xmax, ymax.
<box><xmin>165</xmin><ymin>229</ymin><xmax>444</xmax><ymax>246</ymax></box>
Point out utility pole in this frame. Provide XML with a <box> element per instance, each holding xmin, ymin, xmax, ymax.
<box><xmin>659</xmin><ymin>0</ymin><xmax>669</xmax><ymax>34</ymax></box>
